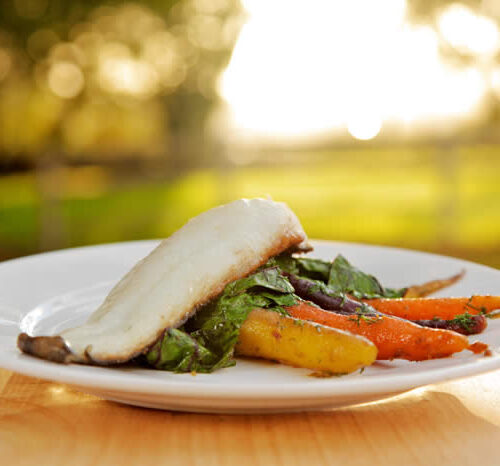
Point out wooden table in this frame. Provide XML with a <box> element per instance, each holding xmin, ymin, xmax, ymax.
<box><xmin>1</xmin><ymin>368</ymin><xmax>499</xmax><ymax>466</ymax></box>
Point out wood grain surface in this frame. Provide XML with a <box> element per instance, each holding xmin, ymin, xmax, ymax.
<box><xmin>1</xmin><ymin>368</ymin><xmax>500</xmax><ymax>466</ymax></box>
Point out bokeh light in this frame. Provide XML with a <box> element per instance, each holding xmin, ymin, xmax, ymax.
<box><xmin>48</xmin><ymin>62</ymin><xmax>85</xmax><ymax>99</ymax></box>
<box><xmin>97</xmin><ymin>43</ymin><xmax>159</xmax><ymax>98</ymax></box>
<box><xmin>0</xmin><ymin>1</ymin><xmax>237</xmax><ymax>160</ymax></box>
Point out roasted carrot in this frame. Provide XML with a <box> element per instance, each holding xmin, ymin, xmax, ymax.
<box><xmin>286</xmin><ymin>273</ymin><xmax>486</xmax><ymax>334</ymax></box>
<box><xmin>286</xmin><ymin>301</ymin><xmax>471</xmax><ymax>361</ymax></box>
<box><xmin>413</xmin><ymin>314</ymin><xmax>487</xmax><ymax>335</ymax></box>
<box><xmin>363</xmin><ymin>296</ymin><xmax>500</xmax><ymax>320</ymax></box>
<box><xmin>403</xmin><ymin>271</ymin><xmax>465</xmax><ymax>298</ymax></box>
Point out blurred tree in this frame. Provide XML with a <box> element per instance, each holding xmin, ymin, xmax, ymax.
<box><xmin>1</xmin><ymin>0</ymin><xmax>499</xmax><ymax>257</ymax></box>
<box><xmin>0</xmin><ymin>0</ymin><xmax>243</xmax><ymax>169</ymax></box>
<box><xmin>0</xmin><ymin>0</ymin><xmax>243</xmax><ymax>249</ymax></box>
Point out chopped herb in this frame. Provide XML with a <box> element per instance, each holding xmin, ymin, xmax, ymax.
<box><xmin>449</xmin><ymin>312</ymin><xmax>476</xmax><ymax>332</ymax></box>
<box><xmin>465</xmin><ymin>297</ymin><xmax>488</xmax><ymax>315</ymax></box>
<box><xmin>348</xmin><ymin>304</ymin><xmax>382</xmax><ymax>326</ymax></box>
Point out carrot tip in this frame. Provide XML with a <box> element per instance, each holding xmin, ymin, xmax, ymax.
<box><xmin>468</xmin><ymin>341</ymin><xmax>490</xmax><ymax>355</ymax></box>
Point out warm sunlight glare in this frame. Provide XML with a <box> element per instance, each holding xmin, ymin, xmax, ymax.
<box><xmin>492</xmin><ymin>67</ymin><xmax>500</xmax><ymax>98</ymax></box>
<box><xmin>438</xmin><ymin>3</ymin><xmax>500</xmax><ymax>57</ymax></box>
<box><xmin>347</xmin><ymin>114</ymin><xmax>383</xmax><ymax>141</ymax></box>
<box><xmin>218</xmin><ymin>0</ymin><xmax>490</xmax><ymax>142</ymax></box>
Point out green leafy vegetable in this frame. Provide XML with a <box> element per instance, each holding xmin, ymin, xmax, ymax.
<box><xmin>144</xmin><ymin>267</ymin><xmax>297</xmax><ymax>373</ymax></box>
<box><xmin>272</xmin><ymin>255</ymin><xmax>330</xmax><ymax>281</ymax></box>
<box><xmin>273</xmin><ymin>254</ymin><xmax>406</xmax><ymax>299</ymax></box>
<box><xmin>145</xmin><ymin>328</ymin><xmax>215</xmax><ymax>373</ymax></box>
<box><xmin>223</xmin><ymin>266</ymin><xmax>295</xmax><ymax>296</ymax></box>
<box><xmin>328</xmin><ymin>255</ymin><xmax>393</xmax><ymax>298</ymax></box>
<box><xmin>295</xmin><ymin>258</ymin><xmax>331</xmax><ymax>281</ymax></box>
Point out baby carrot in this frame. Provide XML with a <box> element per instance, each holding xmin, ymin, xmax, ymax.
<box><xmin>363</xmin><ymin>296</ymin><xmax>500</xmax><ymax>321</ymax></box>
<box><xmin>403</xmin><ymin>271</ymin><xmax>465</xmax><ymax>297</ymax></box>
<box><xmin>286</xmin><ymin>301</ymin><xmax>471</xmax><ymax>361</ymax></box>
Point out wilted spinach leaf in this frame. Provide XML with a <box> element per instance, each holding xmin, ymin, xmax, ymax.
<box><xmin>144</xmin><ymin>267</ymin><xmax>297</xmax><ymax>373</ymax></box>
<box><xmin>271</xmin><ymin>255</ymin><xmax>330</xmax><ymax>281</ymax></box>
<box><xmin>273</xmin><ymin>254</ymin><xmax>406</xmax><ymax>299</ymax></box>
<box><xmin>327</xmin><ymin>255</ymin><xmax>385</xmax><ymax>298</ymax></box>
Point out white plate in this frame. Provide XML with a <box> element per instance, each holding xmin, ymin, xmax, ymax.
<box><xmin>0</xmin><ymin>240</ymin><xmax>499</xmax><ymax>413</ymax></box>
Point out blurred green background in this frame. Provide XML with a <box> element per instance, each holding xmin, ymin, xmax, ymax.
<box><xmin>1</xmin><ymin>0</ymin><xmax>500</xmax><ymax>268</ymax></box>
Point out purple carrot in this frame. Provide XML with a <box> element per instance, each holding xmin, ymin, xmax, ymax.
<box><xmin>284</xmin><ymin>272</ymin><xmax>373</xmax><ymax>315</ymax></box>
<box><xmin>285</xmin><ymin>273</ymin><xmax>487</xmax><ymax>335</ymax></box>
<box><xmin>413</xmin><ymin>315</ymin><xmax>487</xmax><ymax>335</ymax></box>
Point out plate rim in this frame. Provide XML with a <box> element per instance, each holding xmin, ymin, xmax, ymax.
<box><xmin>1</xmin><ymin>351</ymin><xmax>500</xmax><ymax>400</ymax></box>
<box><xmin>1</xmin><ymin>237</ymin><xmax>499</xmax><ymax>274</ymax></box>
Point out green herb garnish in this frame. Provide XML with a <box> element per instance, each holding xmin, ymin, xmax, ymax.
<box><xmin>465</xmin><ymin>297</ymin><xmax>488</xmax><ymax>315</ymax></box>
<box><xmin>348</xmin><ymin>304</ymin><xmax>382</xmax><ymax>326</ymax></box>
<box><xmin>449</xmin><ymin>312</ymin><xmax>476</xmax><ymax>332</ymax></box>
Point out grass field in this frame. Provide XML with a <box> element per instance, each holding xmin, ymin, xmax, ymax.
<box><xmin>1</xmin><ymin>146</ymin><xmax>499</xmax><ymax>268</ymax></box>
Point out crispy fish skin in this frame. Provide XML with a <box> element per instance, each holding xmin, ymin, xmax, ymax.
<box><xmin>18</xmin><ymin>199</ymin><xmax>308</xmax><ymax>365</ymax></box>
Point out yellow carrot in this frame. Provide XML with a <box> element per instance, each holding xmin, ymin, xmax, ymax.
<box><xmin>286</xmin><ymin>302</ymin><xmax>471</xmax><ymax>361</ymax></box>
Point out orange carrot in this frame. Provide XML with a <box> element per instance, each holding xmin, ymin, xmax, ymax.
<box><xmin>286</xmin><ymin>301</ymin><xmax>471</xmax><ymax>361</ymax></box>
<box><xmin>363</xmin><ymin>296</ymin><xmax>500</xmax><ymax>321</ymax></box>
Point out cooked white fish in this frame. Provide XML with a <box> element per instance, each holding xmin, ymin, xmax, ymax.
<box><xmin>18</xmin><ymin>198</ymin><xmax>309</xmax><ymax>364</ymax></box>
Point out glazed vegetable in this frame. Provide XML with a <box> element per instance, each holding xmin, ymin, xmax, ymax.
<box><xmin>286</xmin><ymin>301</ymin><xmax>471</xmax><ymax>361</ymax></box>
<box><xmin>413</xmin><ymin>313</ymin><xmax>487</xmax><ymax>335</ymax></box>
<box><xmin>284</xmin><ymin>272</ymin><xmax>369</xmax><ymax>315</ymax></box>
<box><xmin>363</xmin><ymin>296</ymin><xmax>500</xmax><ymax>320</ymax></box>
<box><xmin>146</xmin><ymin>266</ymin><xmax>379</xmax><ymax>374</ymax></box>
<box><xmin>284</xmin><ymin>272</ymin><xmax>485</xmax><ymax>334</ymax></box>
<box><xmin>403</xmin><ymin>271</ymin><xmax>465</xmax><ymax>298</ymax></box>
<box><xmin>140</xmin><ymin>255</ymin><xmax>492</xmax><ymax>370</ymax></box>
<box><xmin>235</xmin><ymin>309</ymin><xmax>377</xmax><ymax>374</ymax></box>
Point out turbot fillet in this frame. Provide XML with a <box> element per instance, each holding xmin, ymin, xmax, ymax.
<box><xmin>18</xmin><ymin>199</ymin><xmax>309</xmax><ymax>364</ymax></box>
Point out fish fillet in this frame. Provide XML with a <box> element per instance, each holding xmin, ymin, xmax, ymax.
<box><xmin>18</xmin><ymin>198</ymin><xmax>308</xmax><ymax>364</ymax></box>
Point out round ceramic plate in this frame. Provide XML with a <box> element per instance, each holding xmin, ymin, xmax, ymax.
<box><xmin>0</xmin><ymin>240</ymin><xmax>499</xmax><ymax>413</ymax></box>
